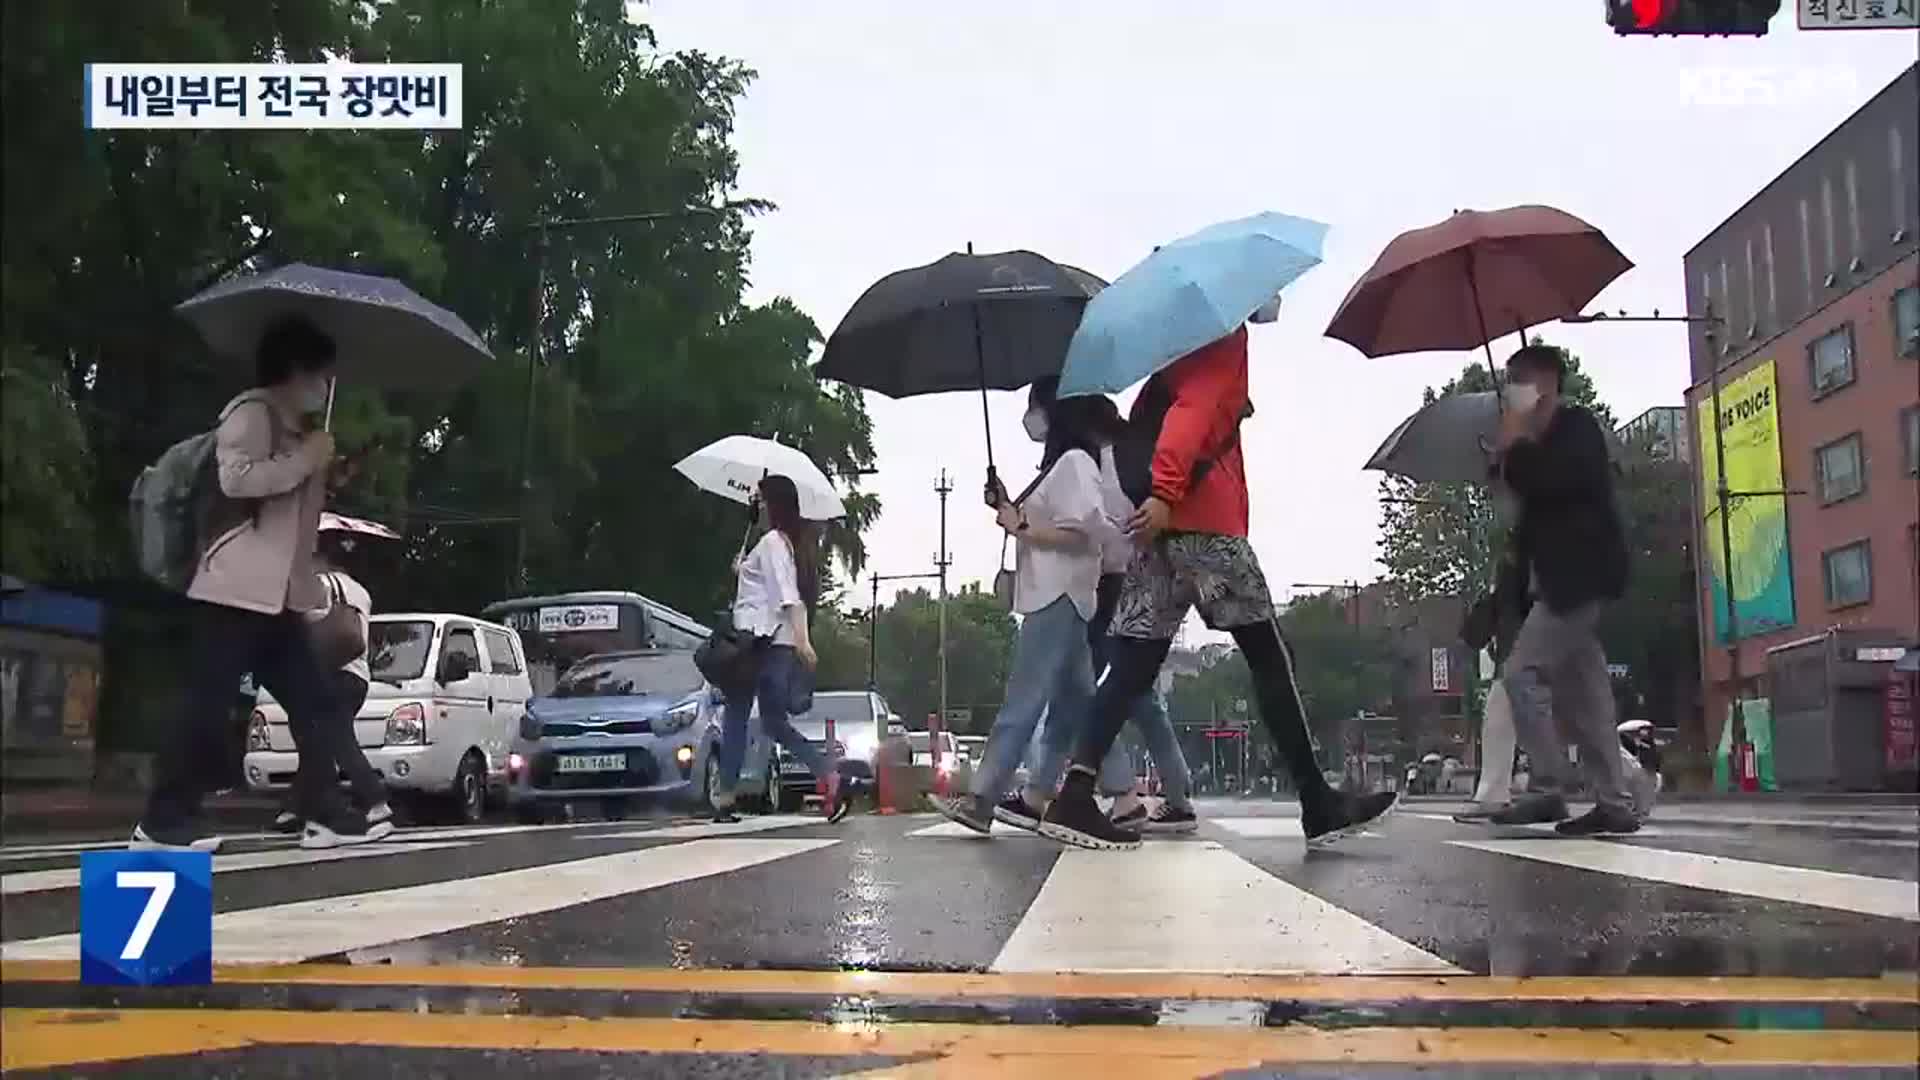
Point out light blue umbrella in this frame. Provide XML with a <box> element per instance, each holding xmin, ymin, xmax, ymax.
<box><xmin>1057</xmin><ymin>212</ymin><xmax>1329</xmax><ymax>397</ymax></box>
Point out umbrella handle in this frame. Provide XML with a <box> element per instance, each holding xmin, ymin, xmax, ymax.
<box><xmin>322</xmin><ymin>377</ymin><xmax>337</xmax><ymax>431</ymax></box>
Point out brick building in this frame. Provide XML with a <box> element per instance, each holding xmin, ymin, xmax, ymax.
<box><xmin>1682</xmin><ymin>64</ymin><xmax>1919</xmax><ymax>772</ymax></box>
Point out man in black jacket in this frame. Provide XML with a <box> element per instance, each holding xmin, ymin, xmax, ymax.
<box><xmin>1486</xmin><ymin>344</ymin><xmax>1637</xmax><ymax>836</ymax></box>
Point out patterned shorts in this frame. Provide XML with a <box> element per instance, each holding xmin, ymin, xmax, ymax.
<box><xmin>1109</xmin><ymin>533</ymin><xmax>1276</xmax><ymax>641</ymax></box>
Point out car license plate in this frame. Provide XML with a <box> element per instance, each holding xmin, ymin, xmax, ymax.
<box><xmin>557</xmin><ymin>753</ymin><xmax>626</xmax><ymax>773</ymax></box>
<box><xmin>780</xmin><ymin>760</ymin><xmax>811</xmax><ymax>776</ymax></box>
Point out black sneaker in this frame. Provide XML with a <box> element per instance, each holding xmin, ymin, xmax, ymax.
<box><xmin>1303</xmin><ymin>791</ymin><xmax>1399</xmax><ymax>850</ymax></box>
<box><xmin>1143</xmin><ymin>802</ymin><xmax>1199</xmax><ymax>835</ymax></box>
<box><xmin>934</xmin><ymin>794</ymin><xmax>993</xmax><ymax>835</ymax></box>
<box><xmin>1487</xmin><ymin>793</ymin><xmax>1571</xmax><ymax>827</ymax></box>
<box><xmin>129</xmin><ymin>823</ymin><xmax>223</xmax><ymax>853</ymax></box>
<box><xmin>1555</xmin><ymin>804</ymin><xmax>1641</xmax><ymax>837</ymax></box>
<box><xmin>1109</xmin><ymin>801</ymin><xmax>1149</xmax><ymax>832</ymax></box>
<box><xmin>712</xmin><ymin>807</ymin><xmax>741</xmax><ymax>824</ymax></box>
<box><xmin>1038</xmin><ymin>776</ymin><xmax>1140</xmax><ymax>851</ymax></box>
<box><xmin>991</xmin><ymin>795</ymin><xmax>1043</xmax><ymax>832</ymax></box>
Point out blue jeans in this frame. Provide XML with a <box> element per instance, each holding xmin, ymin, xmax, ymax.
<box><xmin>972</xmin><ymin>596</ymin><xmax>1095</xmax><ymax>803</ymax></box>
<box><xmin>716</xmin><ymin>645</ymin><xmax>825</xmax><ymax>809</ymax></box>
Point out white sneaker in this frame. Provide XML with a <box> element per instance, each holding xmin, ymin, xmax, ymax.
<box><xmin>130</xmin><ymin>824</ymin><xmax>223</xmax><ymax>853</ymax></box>
<box><xmin>301</xmin><ymin>817</ymin><xmax>394</xmax><ymax>850</ymax></box>
<box><xmin>366</xmin><ymin>803</ymin><xmax>394</xmax><ymax>826</ymax></box>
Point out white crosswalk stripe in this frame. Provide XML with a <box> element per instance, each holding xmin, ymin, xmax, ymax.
<box><xmin>992</xmin><ymin>840</ymin><xmax>1461</xmax><ymax>975</ymax></box>
<box><xmin>1</xmin><ymin>837</ymin><xmax>838</xmax><ymax>964</ymax></box>
<box><xmin>0</xmin><ymin>840</ymin><xmax>474</xmax><ymax>896</ymax></box>
<box><xmin>1449</xmin><ymin>837</ymin><xmax>1920</xmax><ymax>922</ymax></box>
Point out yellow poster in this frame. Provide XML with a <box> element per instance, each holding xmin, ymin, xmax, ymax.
<box><xmin>1695</xmin><ymin>360</ymin><xmax>1794</xmax><ymax>644</ymax></box>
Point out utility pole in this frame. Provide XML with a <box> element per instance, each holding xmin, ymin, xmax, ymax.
<box><xmin>867</xmin><ymin>570</ymin><xmax>941</xmax><ymax>690</ymax></box>
<box><xmin>935</xmin><ymin>470</ymin><xmax>953</xmax><ymax>730</ymax></box>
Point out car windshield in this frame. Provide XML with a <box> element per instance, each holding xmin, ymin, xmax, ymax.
<box><xmin>368</xmin><ymin>621</ymin><xmax>435</xmax><ymax>682</ymax></box>
<box><xmin>803</xmin><ymin>695</ymin><xmax>872</xmax><ymax>729</ymax></box>
<box><xmin>551</xmin><ymin>653</ymin><xmax>703</xmax><ymax>699</ymax></box>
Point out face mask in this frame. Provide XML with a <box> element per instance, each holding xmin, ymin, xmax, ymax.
<box><xmin>297</xmin><ymin>375</ymin><xmax>332</xmax><ymax>413</ymax></box>
<box><xmin>1248</xmin><ymin>295</ymin><xmax>1283</xmax><ymax>324</ymax></box>
<box><xmin>1503</xmin><ymin>382</ymin><xmax>1540</xmax><ymax>412</ymax></box>
<box><xmin>1022</xmin><ymin>407</ymin><xmax>1048</xmax><ymax>443</ymax></box>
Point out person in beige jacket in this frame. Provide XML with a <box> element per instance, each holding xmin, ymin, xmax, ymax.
<box><xmin>134</xmin><ymin>315</ymin><xmax>377</xmax><ymax>851</ymax></box>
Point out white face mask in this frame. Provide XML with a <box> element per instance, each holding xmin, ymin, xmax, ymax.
<box><xmin>1022</xmin><ymin>407</ymin><xmax>1048</xmax><ymax>443</ymax></box>
<box><xmin>1503</xmin><ymin>382</ymin><xmax>1541</xmax><ymax>412</ymax></box>
<box><xmin>295</xmin><ymin>374</ymin><xmax>332</xmax><ymax>413</ymax></box>
<box><xmin>1248</xmin><ymin>295</ymin><xmax>1283</xmax><ymax>324</ymax></box>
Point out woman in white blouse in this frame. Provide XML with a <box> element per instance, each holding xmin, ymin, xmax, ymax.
<box><xmin>934</xmin><ymin>382</ymin><xmax>1111</xmax><ymax>835</ymax></box>
<box><xmin>712</xmin><ymin>474</ymin><xmax>845</xmax><ymax>824</ymax></box>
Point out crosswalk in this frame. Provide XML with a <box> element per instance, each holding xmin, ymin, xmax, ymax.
<box><xmin>2</xmin><ymin>809</ymin><xmax>1915</xmax><ymax>977</ymax></box>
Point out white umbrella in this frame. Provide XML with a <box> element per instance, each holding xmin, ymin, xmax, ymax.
<box><xmin>318</xmin><ymin>512</ymin><xmax>401</xmax><ymax>540</ymax></box>
<box><xmin>1617</xmin><ymin>719</ymin><xmax>1653</xmax><ymax>734</ymax></box>
<box><xmin>674</xmin><ymin>435</ymin><xmax>846</xmax><ymax>521</ymax></box>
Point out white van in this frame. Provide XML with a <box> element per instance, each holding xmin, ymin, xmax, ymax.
<box><xmin>243</xmin><ymin>613</ymin><xmax>534</xmax><ymax>823</ymax></box>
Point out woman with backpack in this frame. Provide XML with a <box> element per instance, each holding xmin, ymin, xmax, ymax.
<box><xmin>934</xmin><ymin>380</ymin><xmax>1116</xmax><ymax>835</ymax></box>
<box><xmin>131</xmin><ymin>315</ymin><xmax>374</xmax><ymax>852</ymax></box>
<box><xmin>711</xmin><ymin>473</ymin><xmax>846</xmax><ymax>825</ymax></box>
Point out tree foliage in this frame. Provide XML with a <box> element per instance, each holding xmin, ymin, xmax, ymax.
<box><xmin>0</xmin><ymin>1</ymin><xmax>877</xmax><ymax>624</ymax></box>
<box><xmin>810</xmin><ymin>586</ymin><xmax>1018</xmax><ymax>734</ymax></box>
<box><xmin>1599</xmin><ymin>429</ymin><xmax>1702</xmax><ymax>736</ymax></box>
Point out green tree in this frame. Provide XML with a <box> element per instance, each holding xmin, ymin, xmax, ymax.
<box><xmin>1598</xmin><ymin>428</ymin><xmax>1702</xmax><ymax>752</ymax></box>
<box><xmin>1375</xmin><ymin>341</ymin><xmax>1613</xmax><ymax>608</ymax></box>
<box><xmin>848</xmin><ymin>586</ymin><xmax>1017</xmax><ymax>734</ymax></box>
<box><xmin>0</xmin><ymin>347</ymin><xmax>100</xmax><ymax>579</ymax></box>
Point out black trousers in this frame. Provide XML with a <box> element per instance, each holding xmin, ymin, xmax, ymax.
<box><xmin>1072</xmin><ymin>617</ymin><xmax>1333</xmax><ymax>805</ymax></box>
<box><xmin>146</xmin><ymin>602</ymin><xmax>347</xmax><ymax>831</ymax></box>
<box><xmin>326</xmin><ymin>670</ymin><xmax>386</xmax><ymax>811</ymax></box>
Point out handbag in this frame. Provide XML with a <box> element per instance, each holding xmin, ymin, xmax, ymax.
<box><xmin>694</xmin><ymin>625</ymin><xmax>766</xmax><ymax>697</ymax></box>
<box><xmin>309</xmin><ymin>573</ymin><xmax>367</xmax><ymax>671</ymax></box>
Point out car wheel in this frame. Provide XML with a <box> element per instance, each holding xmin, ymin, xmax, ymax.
<box><xmin>701</xmin><ymin>748</ymin><xmax>722</xmax><ymax>811</ymax></box>
<box><xmin>449</xmin><ymin>752</ymin><xmax>486</xmax><ymax>824</ymax></box>
<box><xmin>759</xmin><ymin>755</ymin><xmax>778</xmax><ymax>814</ymax></box>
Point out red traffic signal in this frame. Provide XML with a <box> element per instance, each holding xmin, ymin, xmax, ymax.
<box><xmin>1607</xmin><ymin>0</ymin><xmax>1779</xmax><ymax>35</ymax></box>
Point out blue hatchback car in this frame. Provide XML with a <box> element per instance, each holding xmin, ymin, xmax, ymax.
<box><xmin>505</xmin><ymin>649</ymin><xmax>776</xmax><ymax>821</ymax></box>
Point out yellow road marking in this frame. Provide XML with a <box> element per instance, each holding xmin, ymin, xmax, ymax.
<box><xmin>3</xmin><ymin>1008</ymin><xmax>1913</xmax><ymax>1073</ymax></box>
<box><xmin>4</xmin><ymin>960</ymin><xmax>1915</xmax><ymax>1004</ymax></box>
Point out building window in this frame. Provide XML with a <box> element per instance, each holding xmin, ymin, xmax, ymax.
<box><xmin>1896</xmin><ymin>286</ymin><xmax>1919</xmax><ymax>359</ymax></box>
<box><xmin>1816</xmin><ymin>433</ymin><xmax>1866</xmax><ymax>504</ymax></box>
<box><xmin>1822</xmin><ymin>541</ymin><xmax>1872</xmax><ymax>609</ymax></box>
<box><xmin>1808</xmin><ymin>324</ymin><xmax>1856</xmax><ymax>398</ymax></box>
<box><xmin>1904</xmin><ymin>406</ymin><xmax>1920</xmax><ymax>476</ymax></box>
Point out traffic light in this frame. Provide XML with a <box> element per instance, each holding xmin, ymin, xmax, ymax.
<box><xmin>1606</xmin><ymin>0</ymin><xmax>1781</xmax><ymax>35</ymax></box>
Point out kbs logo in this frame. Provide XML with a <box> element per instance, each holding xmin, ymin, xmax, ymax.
<box><xmin>1678</xmin><ymin>65</ymin><xmax>1860</xmax><ymax>107</ymax></box>
<box><xmin>79</xmin><ymin>851</ymin><xmax>213</xmax><ymax>985</ymax></box>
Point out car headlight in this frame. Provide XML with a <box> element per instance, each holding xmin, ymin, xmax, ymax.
<box><xmin>518</xmin><ymin>712</ymin><xmax>542</xmax><ymax>740</ymax></box>
<box><xmin>246</xmin><ymin>709</ymin><xmax>271</xmax><ymax>751</ymax></box>
<box><xmin>385</xmin><ymin>702</ymin><xmax>426</xmax><ymax>746</ymax></box>
<box><xmin>658</xmin><ymin>705</ymin><xmax>697</xmax><ymax>733</ymax></box>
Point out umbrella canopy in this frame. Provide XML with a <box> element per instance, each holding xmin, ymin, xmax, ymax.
<box><xmin>1420</xmin><ymin>752</ymin><xmax>1444</xmax><ymax>764</ymax></box>
<box><xmin>1058</xmin><ymin>212</ymin><xmax>1329</xmax><ymax>397</ymax></box>
<box><xmin>674</xmin><ymin>435</ymin><xmax>846</xmax><ymax>522</ymax></box>
<box><xmin>1325</xmin><ymin>205</ymin><xmax>1631</xmax><ymax>366</ymax></box>
<box><xmin>1366</xmin><ymin>391</ymin><xmax>1629</xmax><ymax>486</ymax></box>
<box><xmin>1617</xmin><ymin>719</ymin><xmax>1653</xmax><ymax>733</ymax></box>
<box><xmin>318</xmin><ymin>512</ymin><xmax>401</xmax><ymax>540</ymax></box>
<box><xmin>176</xmin><ymin>263</ymin><xmax>492</xmax><ymax>391</ymax></box>
<box><xmin>816</xmin><ymin>250</ymin><xmax>1108</xmax><ymax>398</ymax></box>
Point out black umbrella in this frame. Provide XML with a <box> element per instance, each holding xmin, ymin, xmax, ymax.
<box><xmin>816</xmin><ymin>246</ymin><xmax>1106</xmax><ymax>482</ymax></box>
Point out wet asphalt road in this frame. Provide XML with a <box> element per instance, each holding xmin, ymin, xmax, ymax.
<box><xmin>2</xmin><ymin>796</ymin><xmax>1915</xmax><ymax>1077</ymax></box>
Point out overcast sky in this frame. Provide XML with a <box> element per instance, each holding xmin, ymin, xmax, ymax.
<box><xmin>642</xmin><ymin>1</ymin><xmax>1914</xmax><ymax>634</ymax></box>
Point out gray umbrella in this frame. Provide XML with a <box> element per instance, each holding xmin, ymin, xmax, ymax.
<box><xmin>1367</xmin><ymin>392</ymin><xmax>1625</xmax><ymax>485</ymax></box>
<box><xmin>176</xmin><ymin>263</ymin><xmax>491</xmax><ymax>391</ymax></box>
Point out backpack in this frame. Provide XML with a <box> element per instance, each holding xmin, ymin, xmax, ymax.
<box><xmin>1111</xmin><ymin>374</ymin><xmax>1253</xmax><ymax>507</ymax></box>
<box><xmin>127</xmin><ymin>394</ymin><xmax>271</xmax><ymax>591</ymax></box>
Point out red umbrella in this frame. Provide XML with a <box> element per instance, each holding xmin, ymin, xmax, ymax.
<box><xmin>1325</xmin><ymin>205</ymin><xmax>1632</xmax><ymax>369</ymax></box>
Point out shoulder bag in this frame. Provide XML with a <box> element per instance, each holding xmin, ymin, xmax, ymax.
<box><xmin>309</xmin><ymin>572</ymin><xmax>367</xmax><ymax>671</ymax></box>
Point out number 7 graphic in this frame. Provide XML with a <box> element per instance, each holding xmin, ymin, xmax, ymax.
<box><xmin>116</xmin><ymin>870</ymin><xmax>176</xmax><ymax>960</ymax></box>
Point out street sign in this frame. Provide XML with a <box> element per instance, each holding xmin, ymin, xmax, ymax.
<box><xmin>1798</xmin><ymin>0</ymin><xmax>1917</xmax><ymax>29</ymax></box>
<box><xmin>1430</xmin><ymin>648</ymin><xmax>1450</xmax><ymax>693</ymax></box>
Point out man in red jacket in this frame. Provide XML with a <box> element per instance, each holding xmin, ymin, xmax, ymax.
<box><xmin>1040</xmin><ymin>301</ymin><xmax>1400</xmax><ymax>850</ymax></box>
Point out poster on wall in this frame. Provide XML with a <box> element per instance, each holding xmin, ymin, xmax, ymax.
<box><xmin>1694</xmin><ymin>360</ymin><xmax>1795</xmax><ymax>644</ymax></box>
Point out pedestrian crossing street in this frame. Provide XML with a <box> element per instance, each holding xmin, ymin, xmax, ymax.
<box><xmin>3</xmin><ymin>808</ymin><xmax>1915</xmax><ymax>978</ymax></box>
